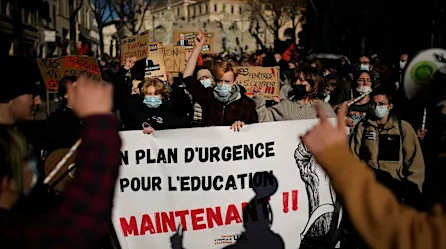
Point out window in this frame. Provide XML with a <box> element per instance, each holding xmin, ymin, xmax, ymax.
<box><xmin>231</xmin><ymin>5</ymin><xmax>234</xmax><ymax>13</ymax></box>
<box><xmin>199</xmin><ymin>5</ymin><xmax>202</xmax><ymax>14</ymax></box>
<box><xmin>177</xmin><ymin>7</ymin><xmax>180</xmax><ymax>16</ymax></box>
<box><xmin>214</xmin><ymin>4</ymin><xmax>217</xmax><ymax>12</ymax></box>
<box><xmin>86</xmin><ymin>8</ymin><xmax>90</xmax><ymax>29</ymax></box>
<box><xmin>239</xmin><ymin>6</ymin><xmax>242</xmax><ymax>14</ymax></box>
<box><xmin>205</xmin><ymin>4</ymin><xmax>208</xmax><ymax>13</ymax></box>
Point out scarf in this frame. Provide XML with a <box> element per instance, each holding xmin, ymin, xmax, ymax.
<box><xmin>213</xmin><ymin>84</ymin><xmax>241</xmax><ymax>104</ymax></box>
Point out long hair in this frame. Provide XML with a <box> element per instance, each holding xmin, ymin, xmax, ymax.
<box><xmin>294</xmin><ymin>69</ymin><xmax>325</xmax><ymax>99</ymax></box>
<box><xmin>0</xmin><ymin>127</ymin><xmax>30</xmax><ymax>193</ymax></box>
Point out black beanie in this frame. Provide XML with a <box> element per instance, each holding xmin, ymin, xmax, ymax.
<box><xmin>0</xmin><ymin>57</ymin><xmax>41</xmax><ymax>103</ymax></box>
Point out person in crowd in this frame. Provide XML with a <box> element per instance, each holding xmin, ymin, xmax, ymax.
<box><xmin>357</xmin><ymin>55</ymin><xmax>372</xmax><ymax>71</ymax></box>
<box><xmin>137</xmin><ymin>78</ymin><xmax>189</xmax><ymax>134</ymax></box>
<box><xmin>192</xmin><ymin>69</ymin><xmax>216</xmax><ymax>126</ymax></box>
<box><xmin>350</xmin><ymin>88</ymin><xmax>425</xmax><ymax>205</ymax></box>
<box><xmin>394</xmin><ymin>53</ymin><xmax>409</xmax><ymax>90</ymax></box>
<box><xmin>0</xmin><ymin>83</ymin><xmax>42</xmax><ymax>125</ymax></box>
<box><xmin>182</xmin><ymin>29</ymin><xmax>258</xmax><ymax>131</ymax></box>
<box><xmin>0</xmin><ymin>76</ymin><xmax>122</xmax><ymax>249</ymax></box>
<box><xmin>321</xmin><ymin>73</ymin><xmax>337</xmax><ymax>103</ymax></box>
<box><xmin>302</xmin><ymin>100</ymin><xmax>445</xmax><ymax>249</ymax></box>
<box><xmin>344</xmin><ymin>70</ymin><xmax>374</xmax><ymax>128</ymax></box>
<box><xmin>45</xmin><ymin>76</ymin><xmax>80</xmax><ymax>154</ymax></box>
<box><xmin>345</xmin><ymin>88</ymin><xmax>425</xmax><ymax>248</ymax></box>
<box><xmin>253</xmin><ymin>69</ymin><xmax>335</xmax><ymax>122</ymax></box>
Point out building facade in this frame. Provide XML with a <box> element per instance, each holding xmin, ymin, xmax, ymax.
<box><xmin>0</xmin><ymin>0</ymin><xmax>99</xmax><ymax>57</ymax></box>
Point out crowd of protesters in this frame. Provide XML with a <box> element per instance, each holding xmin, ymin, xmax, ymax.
<box><xmin>0</xmin><ymin>28</ymin><xmax>446</xmax><ymax>249</ymax></box>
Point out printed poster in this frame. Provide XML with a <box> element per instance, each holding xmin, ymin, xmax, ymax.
<box><xmin>237</xmin><ymin>67</ymin><xmax>280</xmax><ymax>100</ymax></box>
<box><xmin>173</xmin><ymin>31</ymin><xmax>214</xmax><ymax>53</ymax></box>
<box><xmin>121</xmin><ymin>31</ymin><xmax>150</xmax><ymax>63</ymax></box>
<box><xmin>112</xmin><ymin>120</ymin><xmax>343</xmax><ymax>249</ymax></box>
<box><xmin>36</xmin><ymin>56</ymin><xmax>101</xmax><ymax>92</ymax></box>
<box><xmin>146</xmin><ymin>42</ymin><xmax>167</xmax><ymax>81</ymax></box>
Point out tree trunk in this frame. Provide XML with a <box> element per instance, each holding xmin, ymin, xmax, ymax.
<box><xmin>11</xmin><ymin>0</ymin><xmax>24</xmax><ymax>56</ymax></box>
<box><xmin>69</xmin><ymin>0</ymin><xmax>84</xmax><ymax>55</ymax></box>
<box><xmin>98</xmin><ymin>25</ymin><xmax>105</xmax><ymax>55</ymax></box>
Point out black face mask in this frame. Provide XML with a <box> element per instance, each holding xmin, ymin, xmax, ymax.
<box><xmin>292</xmin><ymin>85</ymin><xmax>308</xmax><ymax>100</ymax></box>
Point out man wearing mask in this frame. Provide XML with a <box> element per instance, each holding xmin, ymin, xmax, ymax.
<box><xmin>358</xmin><ymin>56</ymin><xmax>372</xmax><ymax>71</ymax></box>
<box><xmin>182</xmin><ymin>29</ymin><xmax>258</xmax><ymax>131</ymax></box>
<box><xmin>395</xmin><ymin>53</ymin><xmax>408</xmax><ymax>90</ymax></box>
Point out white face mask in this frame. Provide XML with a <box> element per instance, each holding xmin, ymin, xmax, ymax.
<box><xmin>356</xmin><ymin>86</ymin><xmax>372</xmax><ymax>95</ymax></box>
<box><xmin>360</xmin><ymin>64</ymin><xmax>370</xmax><ymax>71</ymax></box>
<box><xmin>200</xmin><ymin>79</ymin><xmax>212</xmax><ymax>88</ymax></box>
<box><xmin>399</xmin><ymin>61</ymin><xmax>407</xmax><ymax>69</ymax></box>
<box><xmin>372</xmin><ymin>105</ymin><xmax>389</xmax><ymax>119</ymax></box>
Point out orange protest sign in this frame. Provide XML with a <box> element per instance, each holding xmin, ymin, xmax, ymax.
<box><xmin>237</xmin><ymin>67</ymin><xmax>280</xmax><ymax>100</ymax></box>
<box><xmin>36</xmin><ymin>56</ymin><xmax>101</xmax><ymax>92</ymax></box>
<box><xmin>121</xmin><ymin>31</ymin><xmax>150</xmax><ymax>63</ymax></box>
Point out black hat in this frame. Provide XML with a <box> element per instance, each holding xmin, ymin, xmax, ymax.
<box><xmin>0</xmin><ymin>57</ymin><xmax>41</xmax><ymax>103</ymax></box>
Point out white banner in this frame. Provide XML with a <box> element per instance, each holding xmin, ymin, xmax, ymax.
<box><xmin>112</xmin><ymin>120</ymin><xmax>343</xmax><ymax>249</ymax></box>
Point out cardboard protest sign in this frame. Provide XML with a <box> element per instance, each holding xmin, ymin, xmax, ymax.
<box><xmin>112</xmin><ymin>119</ymin><xmax>343</xmax><ymax>249</ymax></box>
<box><xmin>163</xmin><ymin>45</ymin><xmax>185</xmax><ymax>73</ymax></box>
<box><xmin>145</xmin><ymin>42</ymin><xmax>167</xmax><ymax>81</ymax></box>
<box><xmin>36</xmin><ymin>56</ymin><xmax>101</xmax><ymax>92</ymax></box>
<box><xmin>237</xmin><ymin>67</ymin><xmax>280</xmax><ymax>100</ymax></box>
<box><xmin>173</xmin><ymin>31</ymin><xmax>214</xmax><ymax>53</ymax></box>
<box><xmin>121</xmin><ymin>31</ymin><xmax>150</xmax><ymax>64</ymax></box>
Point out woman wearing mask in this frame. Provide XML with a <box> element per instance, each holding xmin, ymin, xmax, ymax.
<box><xmin>345</xmin><ymin>70</ymin><xmax>374</xmax><ymax>128</ymax></box>
<box><xmin>253</xmin><ymin>69</ymin><xmax>336</xmax><ymax>122</ymax></box>
<box><xmin>192</xmin><ymin>69</ymin><xmax>215</xmax><ymax>126</ymax></box>
<box><xmin>345</xmin><ymin>88</ymin><xmax>425</xmax><ymax>248</ymax></box>
<box><xmin>128</xmin><ymin>78</ymin><xmax>188</xmax><ymax>134</ymax></box>
<box><xmin>182</xmin><ymin>29</ymin><xmax>258</xmax><ymax>131</ymax></box>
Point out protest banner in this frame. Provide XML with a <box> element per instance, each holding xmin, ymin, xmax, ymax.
<box><xmin>121</xmin><ymin>31</ymin><xmax>150</xmax><ymax>63</ymax></box>
<box><xmin>36</xmin><ymin>56</ymin><xmax>101</xmax><ymax>92</ymax></box>
<box><xmin>112</xmin><ymin>120</ymin><xmax>342</xmax><ymax>249</ymax></box>
<box><xmin>173</xmin><ymin>31</ymin><xmax>214</xmax><ymax>53</ymax></box>
<box><xmin>237</xmin><ymin>67</ymin><xmax>280</xmax><ymax>100</ymax></box>
<box><xmin>163</xmin><ymin>45</ymin><xmax>185</xmax><ymax>73</ymax></box>
<box><xmin>146</xmin><ymin>42</ymin><xmax>167</xmax><ymax>81</ymax></box>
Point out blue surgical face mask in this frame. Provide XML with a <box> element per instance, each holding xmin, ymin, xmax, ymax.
<box><xmin>143</xmin><ymin>96</ymin><xmax>162</xmax><ymax>108</ymax></box>
<box><xmin>372</xmin><ymin>105</ymin><xmax>389</xmax><ymax>119</ymax></box>
<box><xmin>200</xmin><ymin>79</ymin><xmax>212</xmax><ymax>88</ymax></box>
<box><xmin>214</xmin><ymin>83</ymin><xmax>232</xmax><ymax>97</ymax></box>
<box><xmin>360</xmin><ymin>64</ymin><xmax>370</xmax><ymax>71</ymax></box>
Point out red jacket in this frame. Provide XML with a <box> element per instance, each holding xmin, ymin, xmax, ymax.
<box><xmin>0</xmin><ymin>115</ymin><xmax>122</xmax><ymax>249</ymax></box>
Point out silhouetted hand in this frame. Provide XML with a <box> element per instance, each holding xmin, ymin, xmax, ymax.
<box><xmin>170</xmin><ymin>225</ymin><xmax>184</xmax><ymax>249</ymax></box>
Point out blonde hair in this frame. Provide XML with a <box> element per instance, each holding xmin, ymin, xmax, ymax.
<box><xmin>212</xmin><ymin>61</ymin><xmax>239</xmax><ymax>80</ymax></box>
<box><xmin>0</xmin><ymin>127</ymin><xmax>29</xmax><ymax>193</ymax></box>
<box><xmin>140</xmin><ymin>78</ymin><xmax>170</xmax><ymax>100</ymax></box>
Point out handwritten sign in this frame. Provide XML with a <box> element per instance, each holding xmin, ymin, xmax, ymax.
<box><xmin>36</xmin><ymin>56</ymin><xmax>101</xmax><ymax>92</ymax></box>
<box><xmin>237</xmin><ymin>67</ymin><xmax>280</xmax><ymax>100</ymax></box>
<box><xmin>163</xmin><ymin>45</ymin><xmax>185</xmax><ymax>73</ymax></box>
<box><xmin>173</xmin><ymin>31</ymin><xmax>214</xmax><ymax>53</ymax></box>
<box><xmin>145</xmin><ymin>42</ymin><xmax>167</xmax><ymax>81</ymax></box>
<box><xmin>121</xmin><ymin>32</ymin><xmax>150</xmax><ymax>63</ymax></box>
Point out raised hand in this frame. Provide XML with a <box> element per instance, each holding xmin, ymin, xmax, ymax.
<box><xmin>67</xmin><ymin>76</ymin><xmax>113</xmax><ymax>118</ymax></box>
<box><xmin>195</xmin><ymin>29</ymin><xmax>206</xmax><ymax>47</ymax></box>
<box><xmin>301</xmin><ymin>103</ymin><xmax>348</xmax><ymax>156</ymax></box>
